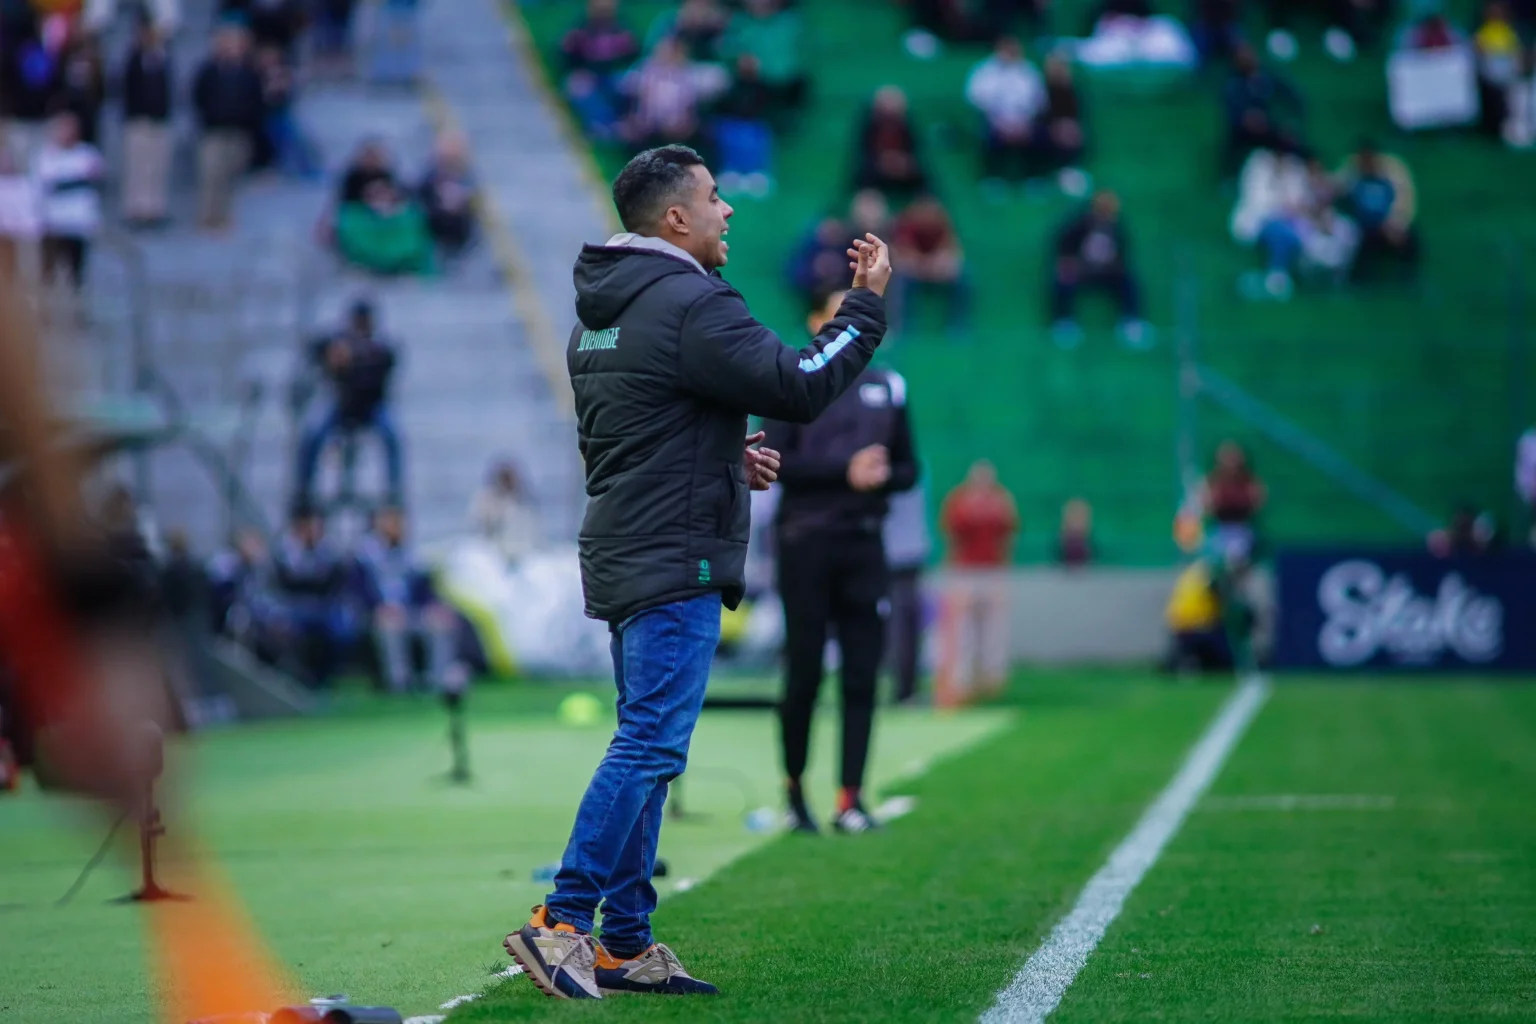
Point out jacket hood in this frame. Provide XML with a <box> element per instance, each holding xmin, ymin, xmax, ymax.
<box><xmin>573</xmin><ymin>234</ymin><xmax>707</xmax><ymax>330</ymax></box>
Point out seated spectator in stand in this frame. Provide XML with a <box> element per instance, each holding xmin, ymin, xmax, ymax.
<box><xmin>1190</xmin><ymin>0</ymin><xmax>1243</xmax><ymax>63</ymax></box>
<box><xmin>1049</xmin><ymin>189</ymin><xmax>1150</xmax><ymax>348</ymax></box>
<box><xmin>1335</xmin><ymin>139</ymin><xmax>1418</xmax><ymax>279</ymax></box>
<box><xmin>1428</xmin><ymin>504</ymin><xmax>1499</xmax><ymax>556</ymax></box>
<box><xmin>1236</xmin><ymin>154</ymin><xmax>1359</xmax><ymax>300</ymax></box>
<box><xmin>854</xmin><ymin>85</ymin><xmax>930</xmax><ymax>197</ymax></box>
<box><xmin>891</xmin><ymin>195</ymin><xmax>971</xmax><ymax>339</ymax></box>
<box><xmin>1222</xmin><ymin>44</ymin><xmax>1304</xmax><ymax>176</ymax></box>
<box><xmin>619</xmin><ymin>36</ymin><xmax>713</xmax><ymax>153</ymax></box>
<box><xmin>1198</xmin><ymin>440</ymin><xmax>1265</xmax><ymax>564</ymax></box>
<box><xmin>1</xmin><ymin>14</ymin><xmax>64</xmax><ymax>161</ymax></box>
<box><xmin>645</xmin><ymin>0</ymin><xmax>728</xmax><ymax>62</ymax></box>
<box><xmin>418</xmin><ymin>130</ymin><xmax>477</xmax><ymax>257</ymax></box>
<box><xmin>57</xmin><ymin>39</ymin><xmax>104</xmax><ymax>147</ymax></box>
<box><xmin>561</xmin><ymin>0</ymin><xmax>640</xmax><ymax>140</ymax></box>
<box><xmin>270</xmin><ymin>504</ymin><xmax>354</xmax><ymax>689</ymax></box>
<box><xmin>911</xmin><ymin>0</ymin><xmax>1047</xmax><ymax>43</ymax></box>
<box><xmin>1057</xmin><ymin>498</ymin><xmax>1095</xmax><ymax>567</ymax></box>
<box><xmin>1475</xmin><ymin>1</ymin><xmax>1523</xmax><ymax>138</ymax></box>
<box><xmin>221</xmin><ymin>0</ymin><xmax>307</xmax><ymax>61</ymax></box>
<box><xmin>966</xmin><ymin>36</ymin><xmax>1046</xmax><ymax>187</ymax></box>
<box><xmin>207</xmin><ymin>525</ymin><xmax>275</xmax><ymax>641</ymax></box>
<box><xmin>1264</xmin><ymin>0</ymin><xmax>1392</xmax><ymax>61</ymax></box>
<box><xmin>850</xmin><ymin>186</ymin><xmax>895</xmax><ymax>241</ymax></box>
<box><xmin>712</xmin><ymin>53</ymin><xmax>775</xmax><ymax>194</ymax></box>
<box><xmin>34</xmin><ymin>110</ymin><xmax>103</xmax><ymax>291</ymax></box>
<box><xmin>471</xmin><ymin>459</ymin><xmax>543</xmax><ymax>564</ymax></box>
<box><xmin>339</xmin><ymin>136</ymin><xmax>396</xmax><ymax>204</ymax></box>
<box><xmin>787</xmin><ymin>214</ymin><xmax>854</xmax><ymax>302</ymax></box>
<box><xmin>120</xmin><ymin>17</ymin><xmax>174</xmax><ymax>226</ymax></box>
<box><xmin>1039</xmin><ymin>55</ymin><xmax>1088</xmax><ymax>182</ymax></box>
<box><xmin>337</xmin><ymin>178</ymin><xmax>436</xmax><ymax>276</ymax></box>
<box><xmin>297</xmin><ymin>299</ymin><xmax>404</xmax><ymax>504</ymax></box>
<box><xmin>255</xmin><ymin>44</ymin><xmax>318</xmax><ymax>178</ymax></box>
<box><xmin>355</xmin><ymin>506</ymin><xmax>462</xmax><ymax>694</ymax></box>
<box><xmin>0</xmin><ymin>147</ymin><xmax>40</xmax><ymax>279</ymax></box>
<box><xmin>193</xmin><ymin>22</ymin><xmax>263</xmax><ymax>230</ymax></box>
<box><xmin>718</xmin><ymin>0</ymin><xmax>806</xmax><ymax>114</ymax></box>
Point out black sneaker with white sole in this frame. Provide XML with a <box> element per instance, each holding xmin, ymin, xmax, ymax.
<box><xmin>832</xmin><ymin>802</ymin><xmax>881</xmax><ymax>833</ymax></box>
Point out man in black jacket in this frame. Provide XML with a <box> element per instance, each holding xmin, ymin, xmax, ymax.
<box><xmin>763</xmin><ymin>288</ymin><xmax>918</xmax><ymax>835</ymax></box>
<box><xmin>121</xmin><ymin>17</ymin><xmax>174</xmax><ymax>225</ymax></box>
<box><xmin>505</xmin><ymin>145</ymin><xmax>891</xmax><ymax>1001</ymax></box>
<box><xmin>192</xmin><ymin>23</ymin><xmax>263</xmax><ymax>229</ymax></box>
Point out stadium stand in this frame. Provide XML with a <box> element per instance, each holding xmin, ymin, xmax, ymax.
<box><xmin>522</xmin><ymin>0</ymin><xmax>1532</xmax><ymax>564</ymax></box>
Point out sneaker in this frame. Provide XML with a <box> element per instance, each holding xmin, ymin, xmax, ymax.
<box><xmin>504</xmin><ymin>905</ymin><xmax>602</xmax><ymax>1000</ymax></box>
<box><xmin>832</xmin><ymin>802</ymin><xmax>882</xmax><ymax>833</ymax></box>
<box><xmin>595</xmin><ymin>942</ymin><xmax>720</xmax><ymax>996</ymax></box>
<box><xmin>786</xmin><ymin>791</ymin><xmax>821</xmax><ymax>834</ymax></box>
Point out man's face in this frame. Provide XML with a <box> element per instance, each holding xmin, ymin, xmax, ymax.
<box><xmin>1092</xmin><ymin>192</ymin><xmax>1119</xmax><ymax>222</ymax></box>
<box><xmin>377</xmin><ymin>510</ymin><xmax>404</xmax><ymax>544</ymax></box>
<box><xmin>680</xmin><ymin>164</ymin><xmax>733</xmax><ymax>271</ymax></box>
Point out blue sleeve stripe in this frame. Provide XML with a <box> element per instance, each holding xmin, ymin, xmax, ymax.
<box><xmin>797</xmin><ymin>326</ymin><xmax>860</xmax><ymax>373</ymax></box>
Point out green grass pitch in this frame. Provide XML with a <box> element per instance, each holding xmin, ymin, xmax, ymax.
<box><xmin>3</xmin><ymin>671</ymin><xmax>1534</xmax><ymax>1022</ymax></box>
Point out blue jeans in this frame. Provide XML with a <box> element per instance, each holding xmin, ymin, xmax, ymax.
<box><xmin>546</xmin><ymin>594</ymin><xmax>721</xmax><ymax>954</ymax></box>
<box><xmin>1258</xmin><ymin>217</ymin><xmax>1303</xmax><ymax>273</ymax></box>
<box><xmin>297</xmin><ymin>404</ymin><xmax>404</xmax><ymax>502</ymax></box>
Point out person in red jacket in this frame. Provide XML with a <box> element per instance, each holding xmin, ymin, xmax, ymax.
<box><xmin>936</xmin><ymin>459</ymin><xmax>1019</xmax><ymax>706</ymax></box>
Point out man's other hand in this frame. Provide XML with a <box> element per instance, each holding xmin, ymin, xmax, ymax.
<box><xmin>745</xmin><ymin>431</ymin><xmax>780</xmax><ymax>491</ymax></box>
<box><xmin>848</xmin><ymin>444</ymin><xmax>891</xmax><ymax>492</ymax></box>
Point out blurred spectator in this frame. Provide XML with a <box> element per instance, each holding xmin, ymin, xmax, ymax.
<box><xmin>891</xmin><ymin>194</ymin><xmax>971</xmax><ymax>338</ymax></box>
<box><xmin>1395</xmin><ymin>5</ymin><xmax>1468</xmax><ymax>50</ymax></box>
<box><xmin>471</xmin><ymin>458</ymin><xmax>542</xmax><ymax>564</ymax></box>
<box><xmin>787</xmin><ymin>216</ymin><xmax>855</xmax><ymax>304</ymax></box>
<box><xmin>646</xmin><ymin>0</ymin><xmax>728</xmax><ymax>61</ymax></box>
<box><xmin>1190</xmin><ymin>0</ymin><xmax>1243</xmax><ymax>63</ymax></box>
<box><xmin>120</xmin><ymin>17</ymin><xmax>174</xmax><ymax>226</ymax></box>
<box><xmin>1427</xmin><ymin>504</ymin><xmax>1499</xmax><ymax>556</ymax></box>
<box><xmin>1049</xmin><ymin>189</ymin><xmax>1149</xmax><ymax>349</ymax></box>
<box><xmin>297</xmin><ymin>299</ymin><xmax>404</xmax><ymax>505</ymax></box>
<box><xmin>207</xmin><ymin>525</ymin><xmax>272</xmax><ymax>638</ymax></box>
<box><xmin>719</xmin><ymin>0</ymin><xmax>806</xmax><ymax>115</ymax></box>
<box><xmin>339</xmin><ymin>136</ymin><xmax>396</xmax><ymax>203</ymax></box>
<box><xmin>220</xmin><ymin>0</ymin><xmax>306</xmax><ymax>59</ymax></box>
<box><xmin>254</xmin><ymin>44</ymin><xmax>318</xmax><ymax>177</ymax></box>
<box><xmin>0</xmin><ymin>146</ymin><xmax>40</xmax><ymax>278</ymax></box>
<box><xmin>1475</xmin><ymin>1</ymin><xmax>1523</xmax><ymax>138</ymax></box>
<box><xmin>193</xmin><ymin>22</ymin><xmax>263</xmax><ymax>230</ymax></box>
<box><xmin>1515</xmin><ymin>425</ymin><xmax>1536</xmax><ymax>547</ymax></box>
<box><xmin>850</xmin><ymin>186</ymin><xmax>895</xmax><ymax>240</ymax></box>
<box><xmin>620</xmin><ymin>35</ymin><xmax>712</xmax><ymax>152</ymax></box>
<box><xmin>910</xmin><ymin>0</ymin><xmax>1046</xmax><ymax>43</ymax></box>
<box><xmin>884</xmin><ymin>472</ymin><xmax>931</xmax><ymax>706</ymax></box>
<box><xmin>35</xmin><ymin>110</ymin><xmax>103</xmax><ymax>290</ymax></box>
<box><xmin>1039</xmin><ymin>55</ymin><xmax>1087</xmax><ymax>183</ymax></box>
<box><xmin>965</xmin><ymin>36</ymin><xmax>1046</xmax><ymax>186</ymax></box>
<box><xmin>712</xmin><ymin>53</ymin><xmax>775</xmax><ymax>194</ymax></box>
<box><xmin>270</xmin><ymin>504</ymin><xmax>353</xmax><ymax>689</ymax></box>
<box><xmin>1222</xmin><ymin>43</ymin><xmax>1304</xmax><ymax>176</ymax></box>
<box><xmin>311</xmin><ymin>0</ymin><xmax>359</xmax><ymax>75</ymax></box>
<box><xmin>368</xmin><ymin>0</ymin><xmax>423</xmax><ymax>86</ymax></box>
<box><xmin>1057</xmin><ymin>497</ymin><xmax>1094</xmax><ymax>567</ymax></box>
<box><xmin>562</xmin><ymin>0</ymin><xmax>640</xmax><ymax>139</ymax></box>
<box><xmin>1336</xmin><ymin>139</ymin><xmax>1418</xmax><ymax>279</ymax></box>
<box><xmin>57</xmin><ymin>39</ymin><xmax>104</xmax><ymax>147</ymax></box>
<box><xmin>337</xmin><ymin>177</ymin><xmax>436</xmax><ymax>275</ymax></box>
<box><xmin>1198</xmin><ymin>440</ymin><xmax>1265</xmax><ymax>564</ymax></box>
<box><xmin>1</xmin><ymin>12</ymin><xmax>62</xmax><ymax>161</ymax></box>
<box><xmin>355</xmin><ymin>506</ymin><xmax>461</xmax><ymax>694</ymax></box>
<box><xmin>417</xmin><ymin>130</ymin><xmax>477</xmax><ymax>256</ymax></box>
<box><xmin>936</xmin><ymin>460</ymin><xmax>1018</xmax><ymax>706</ymax></box>
<box><xmin>1233</xmin><ymin>153</ymin><xmax>1358</xmax><ymax>300</ymax></box>
<box><xmin>854</xmin><ymin>85</ymin><xmax>929</xmax><ymax>197</ymax></box>
<box><xmin>1264</xmin><ymin>0</ymin><xmax>1391</xmax><ymax>62</ymax></box>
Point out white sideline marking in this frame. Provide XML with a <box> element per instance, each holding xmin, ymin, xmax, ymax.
<box><xmin>875</xmin><ymin>794</ymin><xmax>918</xmax><ymax>822</ymax></box>
<box><xmin>1201</xmin><ymin>793</ymin><xmax>1395</xmax><ymax>812</ymax></box>
<box><xmin>439</xmin><ymin>993</ymin><xmax>479</xmax><ymax>1009</ymax></box>
<box><xmin>980</xmin><ymin>675</ymin><xmax>1270</xmax><ymax>1024</ymax></box>
<box><xmin>405</xmin><ymin>1017</ymin><xmax>446</xmax><ymax>1024</ymax></box>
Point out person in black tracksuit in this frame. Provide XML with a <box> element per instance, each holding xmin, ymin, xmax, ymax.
<box><xmin>763</xmin><ymin>289</ymin><xmax>918</xmax><ymax>835</ymax></box>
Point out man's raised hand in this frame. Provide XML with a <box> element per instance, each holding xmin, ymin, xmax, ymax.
<box><xmin>848</xmin><ymin>233</ymin><xmax>893</xmax><ymax>297</ymax></box>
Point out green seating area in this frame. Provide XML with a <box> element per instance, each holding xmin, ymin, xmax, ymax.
<box><xmin>521</xmin><ymin>0</ymin><xmax>1530</xmax><ymax>563</ymax></box>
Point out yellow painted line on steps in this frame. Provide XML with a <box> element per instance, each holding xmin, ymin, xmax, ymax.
<box><xmin>418</xmin><ymin>82</ymin><xmax>575</xmax><ymax>418</ymax></box>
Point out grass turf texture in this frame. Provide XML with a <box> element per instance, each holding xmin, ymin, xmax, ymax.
<box><xmin>450</xmin><ymin>672</ymin><xmax>1536</xmax><ymax>1022</ymax></box>
<box><xmin>0</xmin><ymin>682</ymin><xmax>1006</xmax><ymax>1023</ymax></box>
<box><xmin>518</xmin><ymin>0</ymin><xmax>1529</xmax><ymax>563</ymax></box>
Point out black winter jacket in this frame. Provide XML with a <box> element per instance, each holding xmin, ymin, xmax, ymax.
<box><xmin>763</xmin><ymin>365</ymin><xmax>917</xmax><ymax>544</ymax></box>
<box><xmin>568</xmin><ymin>236</ymin><xmax>887</xmax><ymax>623</ymax></box>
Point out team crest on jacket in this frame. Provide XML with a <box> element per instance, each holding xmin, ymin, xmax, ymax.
<box><xmin>858</xmin><ymin>382</ymin><xmax>890</xmax><ymax>407</ymax></box>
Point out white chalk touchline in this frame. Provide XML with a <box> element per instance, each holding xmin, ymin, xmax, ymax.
<box><xmin>1201</xmin><ymin>793</ymin><xmax>1395</xmax><ymax>812</ymax></box>
<box><xmin>980</xmin><ymin>674</ymin><xmax>1271</xmax><ymax>1024</ymax></box>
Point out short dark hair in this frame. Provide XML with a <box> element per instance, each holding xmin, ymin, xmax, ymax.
<box><xmin>612</xmin><ymin>145</ymin><xmax>706</xmax><ymax>233</ymax></box>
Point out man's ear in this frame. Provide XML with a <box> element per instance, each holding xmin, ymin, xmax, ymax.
<box><xmin>664</xmin><ymin>204</ymin><xmax>689</xmax><ymax>235</ymax></box>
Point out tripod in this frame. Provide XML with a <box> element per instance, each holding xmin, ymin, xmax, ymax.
<box><xmin>114</xmin><ymin>773</ymin><xmax>189</xmax><ymax>904</ymax></box>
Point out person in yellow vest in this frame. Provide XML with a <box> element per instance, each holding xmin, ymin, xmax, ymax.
<box><xmin>1163</xmin><ymin>559</ymin><xmax>1233</xmax><ymax>673</ymax></box>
